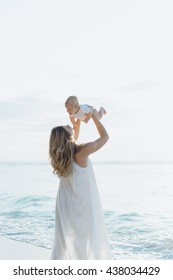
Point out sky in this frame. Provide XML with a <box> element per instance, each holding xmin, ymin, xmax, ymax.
<box><xmin>0</xmin><ymin>0</ymin><xmax>173</xmax><ymax>162</ymax></box>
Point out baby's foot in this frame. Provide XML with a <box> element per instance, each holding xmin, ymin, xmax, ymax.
<box><xmin>100</xmin><ymin>107</ymin><xmax>107</xmax><ymax>115</ymax></box>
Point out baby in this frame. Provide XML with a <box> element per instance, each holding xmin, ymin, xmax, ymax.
<box><xmin>65</xmin><ymin>96</ymin><xmax>106</xmax><ymax>124</ymax></box>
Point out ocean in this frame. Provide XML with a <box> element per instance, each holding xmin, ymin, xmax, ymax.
<box><xmin>0</xmin><ymin>161</ymin><xmax>173</xmax><ymax>259</ymax></box>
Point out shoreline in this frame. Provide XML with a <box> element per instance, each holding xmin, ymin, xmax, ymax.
<box><xmin>0</xmin><ymin>236</ymin><xmax>51</xmax><ymax>260</ymax></box>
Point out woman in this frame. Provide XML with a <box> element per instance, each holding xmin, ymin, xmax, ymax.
<box><xmin>49</xmin><ymin>111</ymin><xmax>111</xmax><ymax>259</ymax></box>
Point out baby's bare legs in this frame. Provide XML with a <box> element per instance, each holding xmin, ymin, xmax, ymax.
<box><xmin>93</xmin><ymin>107</ymin><xmax>107</xmax><ymax>120</ymax></box>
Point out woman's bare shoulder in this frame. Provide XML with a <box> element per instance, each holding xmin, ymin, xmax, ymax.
<box><xmin>74</xmin><ymin>144</ymin><xmax>88</xmax><ymax>168</ymax></box>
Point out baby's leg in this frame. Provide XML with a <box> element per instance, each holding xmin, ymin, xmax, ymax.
<box><xmin>97</xmin><ymin>107</ymin><xmax>107</xmax><ymax>119</ymax></box>
<box><xmin>92</xmin><ymin>109</ymin><xmax>101</xmax><ymax>119</ymax></box>
<box><xmin>92</xmin><ymin>107</ymin><xmax>106</xmax><ymax>119</ymax></box>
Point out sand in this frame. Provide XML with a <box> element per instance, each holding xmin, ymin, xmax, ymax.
<box><xmin>0</xmin><ymin>236</ymin><xmax>51</xmax><ymax>260</ymax></box>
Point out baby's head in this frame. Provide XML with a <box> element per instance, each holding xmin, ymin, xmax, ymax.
<box><xmin>65</xmin><ymin>96</ymin><xmax>79</xmax><ymax>115</ymax></box>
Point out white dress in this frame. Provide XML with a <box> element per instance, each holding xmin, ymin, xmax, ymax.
<box><xmin>51</xmin><ymin>159</ymin><xmax>111</xmax><ymax>259</ymax></box>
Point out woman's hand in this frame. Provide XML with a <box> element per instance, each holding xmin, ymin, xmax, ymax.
<box><xmin>71</xmin><ymin>118</ymin><xmax>81</xmax><ymax>141</ymax></box>
<box><xmin>69</xmin><ymin>116</ymin><xmax>76</xmax><ymax>126</ymax></box>
<box><xmin>83</xmin><ymin>111</ymin><xmax>92</xmax><ymax>123</ymax></box>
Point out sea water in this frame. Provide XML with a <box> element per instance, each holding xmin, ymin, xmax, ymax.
<box><xmin>0</xmin><ymin>161</ymin><xmax>173</xmax><ymax>259</ymax></box>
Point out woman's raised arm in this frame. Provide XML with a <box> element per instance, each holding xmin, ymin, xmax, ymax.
<box><xmin>72</xmin><ymin>118</ymin><xmax>81</xmax><ymax>141</ymax></box>
<box><xmin>80</xmin><ymin>111</ymin><xmax>109</xmax><ymax>156</ymax></box>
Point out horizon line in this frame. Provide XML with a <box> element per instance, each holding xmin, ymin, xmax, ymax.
<box><xmin>0</xmin><ymin>160</ymin><xmax>173</xmax><ymax>165</ymax></box>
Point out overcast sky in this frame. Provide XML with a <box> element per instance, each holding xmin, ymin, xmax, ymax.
<box><xmin>0</xmin><ymin>0</ymin><xmax>173</xmax><ymax>162</ymax></box>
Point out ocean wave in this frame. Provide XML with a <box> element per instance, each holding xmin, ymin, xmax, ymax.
<box><xmin>0</xmin><ymin>193</ymin><xmax>173</xmax><ymax>259</ymax></box>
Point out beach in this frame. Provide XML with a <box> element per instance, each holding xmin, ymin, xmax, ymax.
<box><xmin>1</xmin><ymin>162</ymin><xmax>173</xmax><ymax>259</ymax></box>
<box><xmin>0</xmin><ymin>236</ymin><xmax>51</xmax><ymax>260</ymax></box>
